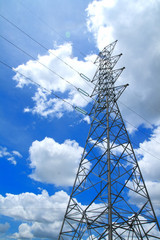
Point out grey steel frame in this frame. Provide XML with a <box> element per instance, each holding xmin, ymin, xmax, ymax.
<box><xmin>58</xmin><ymin>41</ymin><xmax>160</xmax><ymax>240</ymax></box>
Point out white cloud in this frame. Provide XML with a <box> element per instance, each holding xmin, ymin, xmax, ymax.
<box><xmin>128</xmin><ymin>126</ymin><xmax>160</xmax><ymax>216</ymax></box>
<box><xmin>13</xmin><ymin>223</ymin><xmax>34</xmax><ymax>239</ymax></box>
<box><xmin>13</xmin><ymin>43</ymin><xmax>96</xmax><ymax>118</ymax></box>
<box><xmin>12</xmin><ymin>151</ymin><xmax>22</xmax><ymax>158</ymax></box>
<box><xmin>86</xmin><ymin>0</ymin><xmax>117</xmax><ymax>49</ymax></box>
<box><xmin>13</xmin><ymin>222</ymin><xmax>62</xmax><ymax>240</ymax></box>
<box><xmin>83</xmin><ymin>115</ymin><xmax>91</xmax><ymax>124</ymax></box>
<box><xmin>135</xmin><ymin>125</ymin><xmax>160</xmax><ymax>213</ymax></box>
<box><xmin>0</xmin><ymin>146</ymin><xmax>22</xmax><ymax>165</ymax></box>
<box><xmin>145</xmin><ymin>181</ymin><xmax>160</xmax><ymax>216</ymax></box>
<box><xmin>7</xmin><ymin>157</ymin><xmax>17</xmax><ymax>165</ymax></box>
<box><xmin>0</xmin><ymin>146</ymin><xmax>10</xmax><ymax>158</ymax></box>
<box><xmin>0</xmin><ymin>190</ymin><xmax>106</xmax><ymax>239</ymax></box>
<box><xmin>136</xmin><ymin>125</ymin><xmax>160</xmax><ymax>181</ymax></box>
<box><xmin>128</xmin><ymin>180</ymin><xmax>160</xmax><ymax>218</ymax></box>
<box><xmin>86</xmin><ymin>0</ymin><xmax>160</xmax><ymax>130</ymax></box>
<box><xmin>0</xmin><ymin>190</ymin><xmax>69</xmax><ymax>239</ymax></box>
<box><xmin>87</xmin><ymin>235</ymin><xmax>97</xmax><ymax>240</ymax></box>
<box><xmin>24</xmin><ymin>87</ymin><xmax>72</xmax><ymax>118</ymax></box>
<box><xmin>29</xmin><ymin>137</ymin><xmax>90</xmax><ymax>186</ymax></box>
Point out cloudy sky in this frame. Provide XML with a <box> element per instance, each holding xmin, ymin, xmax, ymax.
<box><xmin>0</xmin><ymin>0</ymin><xmax>160</xmax><ymax>239</ymax></box>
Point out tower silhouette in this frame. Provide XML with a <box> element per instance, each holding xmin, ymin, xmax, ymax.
<box><xmin>58</xmin><ymin>41</ymin><xmax>160</xmax><ymax>239</ymax></box>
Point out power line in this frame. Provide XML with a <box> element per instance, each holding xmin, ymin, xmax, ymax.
<box><xmin>0</xmin><ymin>59</ymin><xmax>72</xmax><ymax>108</ymax></box>
<box><xmin>2</xmin><ymin>2</ymin><xmax>158</xmax><ymax>152</ymax></box>
<box><xmin>131</xmin><ymin>139</ymin><xmax>160</xmax><ymax>162</ymax></box>
<box><xmin>0</xmin><ymin>31</ymin><xmax>158</xmax><ymax>138</ymax></box>
<box><xmin>0</xmin><ymin>33</ymin><xmax>93</xmax><ymax>104</ymax></box>
<box><xmin>129</xmin><ymin>87</ymin><xmax>160</xmax><ymax>117</ymax></box>
<box><xmin>1</xmin><ymin>59</ymin><xmax>160</xmax><ymax>162</ymax></box>
<box><xmin>0</xmin><ymin>29</ymin><xmax>157</xmax><ymax>137</ymax></box>
<box><xmin>123</xmin><ymin>118</ymin><xmax>160</xmax><ymax>145</ymax></box>
<box><xmin>0</xmin><ymin>13</ymin><xmax>95</xmax><ymax>88</ymax></box>
<box><xmin>118</xmin><ymin>100</ymin><xmax>153</xmax><ymax>128</ymax></box>
<box><xmin>0</xmin><ymin>59</ymin><xmax>90</xmax><ymax>117</ymax></box>
<box><xmin>19</xmin><ymin>0</ymin><xmax>96</xmax><ymax>64</ymax></box>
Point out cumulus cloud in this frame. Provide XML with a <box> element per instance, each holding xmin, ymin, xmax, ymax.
<box><xmin>86</xmin><ymin>0</ymin><xmax>117</xmax><ymax>48</ymax></box>
<box><xmin>128</xmin><ymin>126</ymin><xmax>160</xmax><ymax>215</ymax></box>
<box><xmin>136</xmin><ymin>126</ymin><xmax>160</xmax><ymax>181</ymax></box>
<box><xmin>13</xmin><ymin>222</ymin><xmax>62</xmax><ymax>239</ymax></box>
<box><xmin>0</xmin><ymin>190</ymin><xmax>106</xmax><ymax>239</ymax></box>
<box><xmin>145</xmin><ymin>181</ymin><xmax>160</xmax><ymax>216</ymax></box>
<box><xmin>13</xmin><ymin>223</ymin><xmax>34</xmax><ymax>239</ymax></box>
<box><xmin>12</xmin><ymin>150</ymin><xmax>23</xmax><ymax>158</ymax></box>
<box><xmin>83</xmin><ymin>115</ymin><xmax>91</xmax><ymax>124</ymax></box>
<box><xmin>86</xmin><ymin>0</ymin><xmax>160</xmax><ymax>130</ymax></box>
<box><xmin>0</xmin><ymin>190</ymin><xmax>69</xmax><ymax>239</ymax></box>
<box><xmin>135</xmin><ymin>126</ymin><xmax>160</xmax><ymax>214</ymax></box>
<box><xmin>29</xmin><ymin>137</ymin><xmax>90</xmax><ymax>186</ymax></box>
<box><xmin>13</xmin><ymin>43</ymin><xmax>96</xmax><ymax>118</ymax></box>
<box><xmin>0</xmin><ymin>146</ymin><xmax>22</xmax><ymax>165</ymax></box>
<box><xmin>128</xmin><ymin>180</ymin><xmax>160</xmax><ymax>218</ymax></box>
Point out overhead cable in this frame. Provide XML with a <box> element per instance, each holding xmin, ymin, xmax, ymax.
<box><xmin>0</xmin><ymin>33</ymin><xmax>92</xmax><ymax>104</ymax></box>
<box><xmin>0</xmin><ymin>32</ymin><xmax>157</xmax><ymax>136</ymax></box>
<box><xmin>119</xmin><ymin>100</ymin><xmax>153</xmax><ymax>128</ymax></box>
<box><xmin>1</xmin><ymin>59</ymin><xmax>160</xmax><ymax>161</ymax></box>
<box><xmin>0</xmin><ymin>13</ymin><xmax>94</xmax><ymax>87</ymax></box>
<box><xmin>19</xmin><ymin>0</ymin><xmax>95</xmax><ymax>64</ymax></box>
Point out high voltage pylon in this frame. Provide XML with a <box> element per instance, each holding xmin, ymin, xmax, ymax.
<box><xmin>58</xmin><ymin>41</ymin><xmax>160</xmax><ymax>239</ymax></box>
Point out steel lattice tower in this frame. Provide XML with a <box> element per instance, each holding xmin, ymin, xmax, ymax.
<box><xmin>58</xmin><ymin>41</ymin><xmax>160</xmax><ymax>239</ymax></box>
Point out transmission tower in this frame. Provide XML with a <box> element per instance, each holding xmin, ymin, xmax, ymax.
<box><xmin>58</xmin><ymin>41</ymin><xmax>160</xmax><ymax>239</ymax></box>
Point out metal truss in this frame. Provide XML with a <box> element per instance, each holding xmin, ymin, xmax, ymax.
<box><xmin>58</xmin><ymin>41</ymin><xmax>160</xmax><ymax>239</ymax></box>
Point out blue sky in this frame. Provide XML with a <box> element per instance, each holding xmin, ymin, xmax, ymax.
<box><xmin>0</xmin><ymin>0</ymin><xmax>160</xmax><ymax>239</ymax></box>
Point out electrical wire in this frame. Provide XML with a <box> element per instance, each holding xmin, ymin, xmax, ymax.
<box><xmin>0</xmin><ymin>13</ymin><xmax>95</xmax><ymax>89</ymax></box>
<box><xmin>19</xmin><ymin>0</ymin><xmax>96</xmax><ymax>64</ymax></box>
<box><xmin>129</xmin><ymin>87</ymin><xmax>160</xmax><ymax>117</ymax></box>
<box><xmin>0</xmin><ymin>59</ymin><xmax>92</xmax><ymax>117</ymax></box>
<box><xmin>0</xmin><ymin>31</ymin><xmax>157</xmax><ymax>138</ymax></box>
<box><xmin>118</xmin><ymin>100</ymin><xmax>153</xmax><ymax>128</ymax></box>
<box><xmin>0</xmin><ymin>30</ymin><xmax>159</xmax><ymax>147</ymax></box>
<box><xmin>1</xmin><ymin>0</ymin><xmax>156</xmax><ymax>130</ymax></box>
<box><xmin>0</xmin><ymin>33</ymin><xmax>92</xmax><ymax>104</ymax></box>
<box><xmin>130</xmin><ymin>139</ymin><xmax>160</xmax><ymax>161</ymax></box>
<box><xmin>123</xmin><ymin>118</ymin><xmax>160</xmax><ymax>145</ymax></box>
<box><xmin>0</xmin><ymin>59</ymin><xmax>73</xmax><ymax>109</ymax></box>
<box><xmin>1</xmin><ymin>59</ymin><xmax>160</xmax><ymax>162</ymax></box>
<box><xmin>0</xmin><ymin>32</ymin><xmax>157</xmax><ymax>144</ymax></box>
<box><xmin>0</xmin><ymin>34</ymin><xmax>75</xmax><ymax>89</ymax></box>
